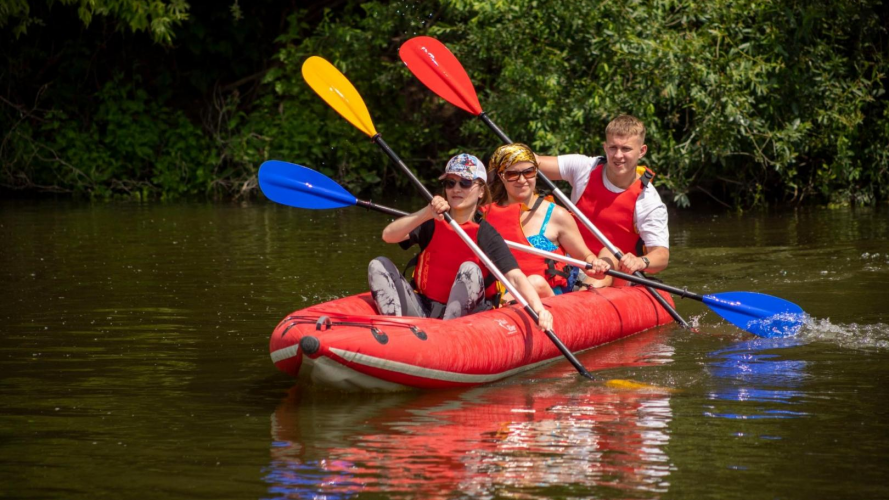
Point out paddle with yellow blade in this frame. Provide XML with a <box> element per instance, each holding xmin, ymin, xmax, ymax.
<box><xmin>301</xmin><ymin>56</ymin><xmax>602</xmax><ymax>381</ymax></box>
<box><xmin>399</xmin><ymin>36</ymin><xmax>691</xmax><ymax>330</ymax></box>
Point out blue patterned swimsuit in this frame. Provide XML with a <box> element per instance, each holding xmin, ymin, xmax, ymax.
<box><xmin>526</xmin><ymin>202</ymin><xmax>559</xmax><ymax>252</ymax></box>
<box><xmin>525</xmin><ymin>203</ymin><xmax>579</xmax><ymax>294</ymax></box>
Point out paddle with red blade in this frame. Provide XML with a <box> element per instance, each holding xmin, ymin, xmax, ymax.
<box><xmin>400</xmin><ymin>36</ymin><xmax>691</xmax><ymax>329</ymax></box>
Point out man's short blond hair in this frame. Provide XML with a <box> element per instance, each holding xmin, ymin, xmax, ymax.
<box><xmin>605</xmin><ymin>114</ymin><xmax>646</xmax><ymax>142</ymax></box>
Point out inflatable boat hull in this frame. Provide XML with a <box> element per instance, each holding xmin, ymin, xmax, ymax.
<box><xmin>269</xmin><ymin>287</ymin><xmax>675</xmax><ymax>391</ymax></box>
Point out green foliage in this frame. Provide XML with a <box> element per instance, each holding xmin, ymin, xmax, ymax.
<box><xmin>431</xmin><ymin>0</ymin><xmax>888</xmax><ymax>207</ymax></box>
<box><xmin>252</xmin><ymin>2</ymin><xmax>461</xmax><ymax>195</ymax></box>
<box><xmin>1</xmin><ymin>0</ymin><xmax>887</xmax><ymax>206</ymax></box>
<box><xmin>1</xmin><ymin>0</ymin><xmax>276</xmax><ymax>198</ymax></box>
<box><xmin>1</xmin><ymin>0</ymin><xmax>190</xmax><ymax>43</ymax></box>
<box><xmin>240</xmin><ymin>0</ymin><xmax>889</xmax><ymax>206</ymax></box>
<box><xmin>3</xmin><ymin>75</ymin><xmax>216</xmax><ymax>198</ymax></box>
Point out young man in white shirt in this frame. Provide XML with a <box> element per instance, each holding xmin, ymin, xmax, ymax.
<box><xmin>536</xmin><ymin>115</ymin><xmax>670</xmax><ymax>276</ymax></box>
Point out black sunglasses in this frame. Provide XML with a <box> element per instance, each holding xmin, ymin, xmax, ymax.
<box><xmin>442</xmin><ymin>178</ymin><xmax>476</xmax><ymax>189</ymax></box>
<box><xmin>502</xmin><ymin>166</ymin><xmax>538</xmax><ymax>182</ymax></box>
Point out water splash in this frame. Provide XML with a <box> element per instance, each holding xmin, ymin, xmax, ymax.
<box><xmin>687</xmin><ymin>313</ymin><xmax>707</xmax><ymax>330</ymax></box>
<box><xmin>694</xmin><ymin>309</ymin><xmax>888</xmax><ymax>349</ymax></box>
<box><xmin>799</xmin><ymin>317</ymin><xmax>889</xmax><ymax>350</ymax></box>
<box><xmin>745</xmin><ymin>311</ymin><xmax>809</xmax><ymax>339</ymax></box>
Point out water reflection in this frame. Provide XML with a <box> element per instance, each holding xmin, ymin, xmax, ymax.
<box><xmin>4</xmin><ymin>201</ymin><xmax>888</xmax><ymax>499</ymax></box>
<box><xmin>704</xmin><ymin>338</ymin><xmax>809</xmax><ymax>420</ymax></box>
<box><xmin>264</xmin><ymin>329</ymin><xmax>676</xmax><ymax>499</ymax></box>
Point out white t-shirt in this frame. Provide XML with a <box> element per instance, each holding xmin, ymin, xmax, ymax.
<box><xmin>557</xmin><ymin>154</ymin><xmax>670</xmax><ymax>249</ymax></box>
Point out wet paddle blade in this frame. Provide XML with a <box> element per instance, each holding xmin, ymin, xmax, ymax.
<box><xmin>399</xmin><ymin>36</ymin><xmax>483</xmax><ymax>115</ymax></box>
<box><xmin>302</xmin><ymin>56</ymin><xmax>378</xmax><ymax>137</ymax></box>
<box><xmin>703</xmin><ymin>292</ymin><xmax>806</xmax><ymax>338</ymax></box>
<box><xmin>259</xmin><ymin>160</ymin><xmax>357</xmax><ymax>210</ymax></box>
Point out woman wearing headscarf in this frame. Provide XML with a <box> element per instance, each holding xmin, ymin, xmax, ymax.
<box><xmin>485</xmin><ymin>143</ymin><xmax>614</xmax><ymax>298</ymax></box>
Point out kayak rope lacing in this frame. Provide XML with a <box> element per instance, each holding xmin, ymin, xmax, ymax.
<box><xmin>280</xmin><ymin>314</ymin><xmax>427</xmax><ymax>342</ymax></box>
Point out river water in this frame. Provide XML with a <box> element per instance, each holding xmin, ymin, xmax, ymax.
<box><xmin>2</xmin><ymin>199</ymin><xmax>887</xmax><ymax>499</ymax></box>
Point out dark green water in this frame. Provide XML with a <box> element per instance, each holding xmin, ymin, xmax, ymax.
<box><xmin>2</xmin><ymin>200</ymin><xmax>888</xmax><ymax>499</ymax></box>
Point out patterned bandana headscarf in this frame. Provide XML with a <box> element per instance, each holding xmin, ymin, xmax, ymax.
<box><xmin>489</xmin><ymin>143</ymin><xmax>538</xmax><ymax>173</ymax></box>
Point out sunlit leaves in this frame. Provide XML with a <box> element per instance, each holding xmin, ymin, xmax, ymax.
<box><xmin>3</xmin><ymin>0</ymin><xmax>192</xmax><ymax>43</ymax></box>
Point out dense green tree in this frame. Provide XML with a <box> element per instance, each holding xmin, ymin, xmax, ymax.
<box><xmin>2</xmin><ymin>0</ymin><xmax>887</xmax><ymax>206</ymax></box>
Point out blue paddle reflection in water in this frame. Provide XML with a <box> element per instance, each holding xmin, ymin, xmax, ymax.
<box><xmin>704</xmin><ymin>338</ymin><xmax>808</xmax><ymax>420</ymax></box>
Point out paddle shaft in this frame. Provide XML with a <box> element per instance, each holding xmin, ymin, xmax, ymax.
<box><xmin>274</xmin><ymin>166</ymin><xmax>691</xmax><ymax>314</ymax></box>
<box><xmin>372</xmin><ymin>134</ymin><xmax>595</xmax><ymax>379</ymax></box>
<box><xmin>503</xmin><ymin>240</ymin><xmax>701</xmax><ymax>297</ymax></box>
<box><xmin>357</xmin><ymin>198</ymin><xmax>406</xmax><ymax>217</ymax></box>
<box><xmin>345</xmin><ymin>190</ymin><xmax>778</xmax><ymax>321</ymax></box>
<box><xmin>503</xmin><ymin>242</ymin><xmax>788</xmax><ymax>320</ymax></box>
<box><xmin>341</xmin><ymin>193</ymin><xmax>696</xmax><ymax>301</ymax></box>
<box><xmin>478</xmin><ymin>112</ymin><xmax>691</xmax><ymax>329</ymax></box>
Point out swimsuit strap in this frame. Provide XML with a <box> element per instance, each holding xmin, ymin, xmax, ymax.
<box><xmin>537</xmin><ymin>202</ymin><xmax>556</xmax><ymax>237</ymax></box>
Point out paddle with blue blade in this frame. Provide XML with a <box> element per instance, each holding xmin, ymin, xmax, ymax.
<box><xmin>258</xmin><ymin>160</ymin><xmax>808</xmax><ymax>339</ymax></box>
<box><xmin>500</xmin><ymin>244</ymin><xmax>806</xmax><ymax>338</ymax></box>
<box><xmin>399</xmin><ymin>36</ymin><xmax>692</xmax><ymax>330</ymax></box>
<box><xmin>300</xmin><ymin>56</ymin><xmax>602</xmax><ymax>381</ymax></box>
<box><xmin>699</xmin><ymin>292</ymin><xmax>805</xmax><ymax>339</ymax></box>
<box><xmin>259</xmin><ymin>160</ymin><xmax>405</xmax><ymax>217</ymax></box>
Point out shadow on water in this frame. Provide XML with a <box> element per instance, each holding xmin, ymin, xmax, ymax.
<box><xmin>263</xmin><ymin>328</ymin><xmax>677</xmax><ymax>499</ymax></box>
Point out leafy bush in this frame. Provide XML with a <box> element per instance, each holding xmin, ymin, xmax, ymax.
<box><xmin>3</xmin><ymin>75</ymin><xmax>216</xmax><ymax>198</ymax></box>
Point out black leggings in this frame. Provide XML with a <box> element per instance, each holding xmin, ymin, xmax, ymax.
<box><xmin>367</xmin><ymin>256</ymin><xmax>486</xmax><ymax>320</ymax></box>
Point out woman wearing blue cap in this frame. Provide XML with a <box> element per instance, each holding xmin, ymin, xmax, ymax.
<box><xmin>368</xmin><ymin>154</ymin><xmax>553</xmax><ymax>330</ymax></box>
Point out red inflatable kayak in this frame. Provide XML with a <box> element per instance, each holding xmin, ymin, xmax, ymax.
<box><xmin>269</xmin><ymin>287</ymin><xmax>675</xmax><ymax>391</ymax></box>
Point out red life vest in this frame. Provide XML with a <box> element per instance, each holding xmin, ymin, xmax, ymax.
<box><xmin>484</xmin><ymin>203</ymin><xmax>569</xmax><ymax>290</ymax></box>
<box><xmin>413</xmin><ymin>218</ymin><xmax>499</xmax><ymax>304</ymax></box>
<box><xmin>574</xmin><ymin>163</ymin><xmax>655</xmax><ymax>256</ymax></box>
